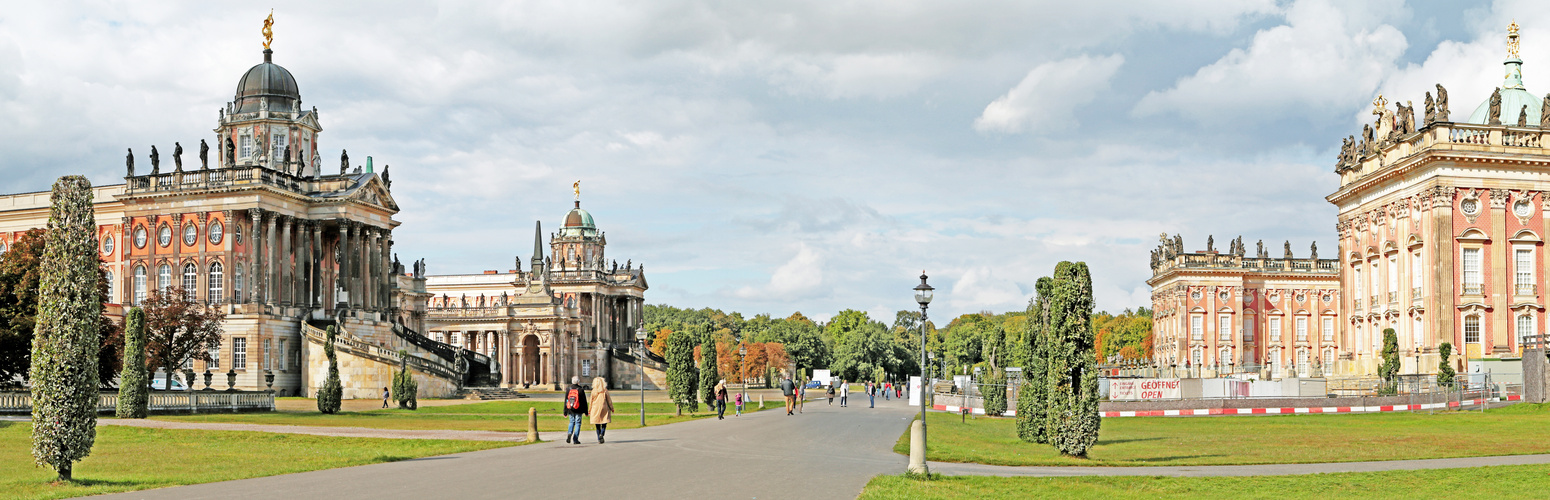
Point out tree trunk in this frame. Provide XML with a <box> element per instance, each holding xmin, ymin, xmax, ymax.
<box><xmin>57</xmin><ymin>462</ymin><xmax>71</xmax><ymax>482</ymax></box>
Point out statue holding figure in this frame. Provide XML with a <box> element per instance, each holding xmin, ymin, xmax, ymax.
<box><xmin>1424</xmin><ymin>92</ymin><xmax>1436</xmax><ymax>125</ymax></box>
<box><xmin>1435</xmin><ymin>84</ymin><xmax>1449</xmax><ymax>121</ymax></box>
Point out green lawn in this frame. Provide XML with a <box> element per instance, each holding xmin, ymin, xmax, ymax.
<box><xmin>860</xmin><ymin>465</ymin><xmax>1550</xmax><ymax>499</ymax></box>
<box><xmin>152</xmin><ymin>399</ymin><xmax>762</xmax><ymax>432</ymax></box>
<box><xmin>0</xmin><ymin>421</ymin><xmax>513</xmax><ymax>500</ymax></box>
<box><xmin>896</xmin><ymin>403</ymin><xmax>1550</xmax><ymax>466</ymax></box>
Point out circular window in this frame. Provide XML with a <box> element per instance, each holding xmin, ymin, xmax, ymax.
<box><xmin>158</xmin><ymin>225</ymin><xmax>172</xmax><ymax>247</ymax></box>
<box><xmin>1461</xmin><ymin>198</ymin><xmax>1479</xmax><ymax>215</ymax></box>
<box><xmin>234</xmin><ymin>222</ymin><xmax>243</xmax><ymax>244</ymax></box>
<box><xmin>1295</xmin><ymin>292</ymin><xmax>1307</xmax><ymax>303</ymax></box>
<box><xmin>1190</xmin><ymin>290</ymin><xmax>1202</xmax><ymax>300</ymax></box>
<box><xmin>133</xmin><ymin>226</ymin><xmax>147</xmax><ymax>248</ymax></box>
<box><xmin>0</xmin><ymin>241</ymin><xmax>6</xmax><ymax>255</ymax></box>
<box><xmin>1514</xmin><ymin>200</ymin><xmax>1532</xmax><ymax>217</ymax></box>
<box><xmin>182</xmin><ymin>224</ymin><xmax>197</xmax><ymax>246</ymax></box>
<box><xmin>103</xmin><ymin>235</ymin><xmax>114</xmax><ymax>255</ymax></box>
<box><xmin>209</xmin><ymin>220</ymin><xmax>224</xmax><ymax>245</ymax></box>
<box><xmin>1322</xmin><ymin>293</ymin><xmax>1333</xmax><ymax>303</ymax></box>
<box><xmin>1218</xmin><ymin>291</ymin><xmax>1229</xmax><ymax>302</ymax></box>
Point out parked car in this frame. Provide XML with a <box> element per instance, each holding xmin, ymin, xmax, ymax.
<box><xmin>149</xmin><ymin>378</ymin><xmax>189</xmax><ymax>391</ymax></box>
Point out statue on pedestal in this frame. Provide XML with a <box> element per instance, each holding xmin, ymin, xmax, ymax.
<box><xmin>173</xmin><ymin>142</ymin><xmax>184</xmax><ymax>172</ymax></box>
<box><xmin>1435</xmin><ymin>84</ymin><xmax>1449</xmax><ymax>121</ymax></box>
<box><xmin>199</xmin><ymin>139</ymin><xmax>209</xmax><ymax>169</ymax></box>
<box><xmin>226</xmin><ymin>137</ymin><xmax>235</xmax><ymax>167</ymax></box>
<box><xmin>1488</xmin><ymin>88</ymin><xmax>1502</xmax><ymax>125</ymax></box>
<box><xmin>125</xmin><ymin>148</ymin><xmax>134</xmax><ymax>177</ymax></box>
<box><xmin>340</xmin><ymin>150</ymin><xmax>349</xmax><ymax>175</ymax></box>
<box><xmin>149</xmin><ymin>145</ymin><xmax>160</xmax><ymax>175</ymax></box>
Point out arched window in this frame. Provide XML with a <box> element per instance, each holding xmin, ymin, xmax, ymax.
<box><xmin>1464</xmin><ymin>315</ymin><xmax>1481</xmax><ymax>344</ymax></box>
<box><xmin>1517</xmin><ymin>314</ymin><xmax>1534</xmax><ymax>347</ymax></box>
<box><xmin>1413</xmin><ymin>315</ymin><xmax>1424</xmax><ymax>347</ymax></box>
<box><xmin>1297</xmin><ymin>348</ymin><xmax>1310</xmax><ymax>376</ymax></box>
<box><xmin>1323</xmin><ymin>348</ymin><xmax>1335</xmax><ymax>371</ymax></box>
<box><xmin>105</xmin><ymin>270</ymin><xmax>115</xmax><ymax>304</ymax></box>
<box><xmin>133</xmin><ymin>265</ymin><xmax>147</xmax><ymax>305</ymax></box>
<box><xmin>182</xmin><ymin>263</ymin><xmax>198</xmax><ymax>300</ymax></box>
<box><xmin>209</xmin><ymin>262</ymin><xmax>224</xmax><ymax>304</ymax></box>
<box><xmin>157</xmin><ymin>264</ymin><xmax>171</xmax><ymax>292</ymax></box>
<box><xmin>234</xmin><ymin>264</ymin><xmax>245</xmax><ymax>302</ymax></box>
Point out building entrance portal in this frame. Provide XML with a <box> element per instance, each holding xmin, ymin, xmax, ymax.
<box><xmin>522</xmin><ymin>335</ymin><xmax>541</xmax><ymax>385</ymax></box>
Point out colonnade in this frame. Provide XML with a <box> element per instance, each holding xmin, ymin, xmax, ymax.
<box><xmin>237</xmin><ymin>208</ymin><xmax>395</xmax><ymax>313</ymax></box>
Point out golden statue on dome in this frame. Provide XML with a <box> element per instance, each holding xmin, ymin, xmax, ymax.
<box><xmin>1508</xmin><ymin>20</ymin><xmax>1520</xmax><ymax>58</ymax></box>
<box><xmin>573</xmin><ymin>180</ymin><xmax>581</xmax><ymax>200</ymax></box>
<box><xmin>262</xmin><ymin>10</ymin><xmax>275</xmax><ymax>50</ymax></box>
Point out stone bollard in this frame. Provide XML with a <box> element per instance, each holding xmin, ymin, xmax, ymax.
<box><xmin>527</xmin><ymin>406</ymin><xmax>539</xmax><ymax>442</ymax></box>
<box><xmin>759</xmin><ymin>394</ymin><xmax>765</xmax><ymax>409</ymax></box>
<box><xmin>907</xmin><ymin>419</ymin><xmax>927</xmax><ymax>475</ymax></box>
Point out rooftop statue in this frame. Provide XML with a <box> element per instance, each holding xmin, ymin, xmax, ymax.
<box><xmin>262</xmin><ymin>10</ymin><xmax>274</xmax><ymax>50</ymax></box>
<box><xmin>1283</xmin><ymin>240</ymin><xmax>1292</xmax><ymax>259</ymax></box>
<box><xmin>1206</xmin><ymin>235</ymin><xmax>1214</xmax><ymax>253</ymax></box>
<box><xmin>1256</xmin><ymin>240</ymin><xmax>1266</xmax><ymax>259</ymax></box>
<box><xmin>1424</xmin><ymin>92</ymin><xmax>1436</xmax><ymax>125</ymax></box>
<box><xmin>1520</xmin><ymin>104</ymin><xmax>1530</xmax><ymax>127</ymax></box>
<box><xmin>225</xmin><ymin>137</ymin><xmax>235</xmax><ymax>167</ymax></box>
<box><xmin>1310</xmin><ymin>242</ymin><xmax>1318</xmax><ymax>261</ymax></box>
<box><xmin>340</xmin><ymin>150</ymin><xmax>349</xmax><ymax>175</ymax></box>
<box><xmin>1436</xmin><ymin>84</ymin><xmax>1449</xmax><ymax>121</ymax></box>
<box><xmin>1400</xmin><ymin>101</ymin><xmax>1415</xmax><ymax>134</ymax></box>
<box><xmin>1488</xmin><ymin>88</ymin><xmax>1502</xmax><ymax>125</ymax></box>
<box><xmin>125</xmin><ymin>148</ymin><xmax>134</xmax><ymax>177</ymax></box>
<box><xmin>383</xmin><ymin>164</ymin><xmax>391</xmax><ymax>189</ymax></box>
<box><xmin>199</xmin><ymin>139</ymin><xmax>209</xmax><ymax>169</ymax></box>
<box><xmin>173</xmin><ymin>142</ymin><xmax>183</xmax><ymax>172</ymax></box>
<box><xmin>149</xmin><ymin>145</ymin><xmax>160</xmax><ymax>175</ymax></box>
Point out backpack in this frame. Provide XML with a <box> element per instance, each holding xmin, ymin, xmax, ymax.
<box><xmin>565</xmin><ymin>388</ymin><xmax>582</xmax><ymax>410</ymax></box>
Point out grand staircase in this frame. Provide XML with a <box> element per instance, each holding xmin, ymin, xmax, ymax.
<box><xmin>459</xmin><ymin>387</ymin><xmax>527</xmax><ymax>400</ymax></box>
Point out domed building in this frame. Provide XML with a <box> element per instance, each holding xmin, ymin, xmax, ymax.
<box><xmin>0</xmin><ymin>22</ymin><xmax>470</xmax><ymax>401</ymax></box>
<box><xmin>423</xmin><ymin>192</ymin><xmax>653</xmax><ymax>391</ymax></box>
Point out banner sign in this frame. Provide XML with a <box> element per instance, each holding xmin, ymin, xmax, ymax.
<box><xmin>1108</xmin><ymin>378</ymin><xmax>1182</xmax><ymax>401</ymax></box>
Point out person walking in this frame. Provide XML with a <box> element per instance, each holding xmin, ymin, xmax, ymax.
<box><xmin>589</xmin><ymin>376</ymin><xmax>614</xmax><ymax>444</ymax></box>
<box><xmin>734</xmin><ymin>391</ymin><xmax>744</xmax><ymax>416</ymax></box>
<box><xmin>883</xmin><ymin>382</ymin><xmax>891</xmax><ymax>401</ymax></box>
<box><xmin>839</xmin><ymin>380</ymin><xmax>849</xmax><ymax>407</ymax></box>
<box><xmin>868</xmin><ymin>381</ymin><xmax>875</xmax><ymax>408</ymax></box>
<box><xmin>826</xmin><ymin>384</ymin><xmax>836</xmax><ymax>405</ymax></box>
<box><xmin>797</xmin><ymin>383</ymin><xmax>805</xmax><ymax>413</ymax></box>
<box><xmin>381</xmin><ymin>387</ymin><xmax>390</xmax><ymax>409</ymax></box>
<box><xmin>563</xmin><ymin>376</ymin><xmax>589</xmax><ymax>444</ymax></box>
<box><xmin>780</xmin><ymin>374</ymin><xmax>796</xmax><ymax>416</ymax></box>
<box><xmin>715</xmin><ymin>380</ymin><xmax>729</xmax><ymax>420</ymax></box>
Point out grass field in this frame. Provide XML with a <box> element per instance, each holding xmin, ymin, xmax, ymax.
<box><xmin>859</xmin><ymin>464</ymin><xmax>1550</xmax><ymax>499</ymax></box>
<box><xmin>0</xmin><ymin>421</ymin><xmax>513</xmax><ymax>500</ymax></box>
<box><xmin>152</xmin><ymin>399</ymin><xmax>765</xmax><ymax>432</ymax></box>
<box><xmin>894</xmin><ymin>403</ymin><xmax>1550</xmax><ymax>466</ymax></box>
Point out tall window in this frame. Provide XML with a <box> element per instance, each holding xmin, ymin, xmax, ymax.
<box><xmin>1218</xmin><ymin>314</ymin><xmax>1231</xmax><ymax>341</ymax></box>
<box><xmin>1370</xmin><ymin>261</ymin><xmax>1379</xmax><ymax>299</ymax></box>
<box><xmin>1323</xmin><ymin>348</ymin><xmax>1335</xmax><ymax>370</ymax></box>
<box><xmin>272</xmin><ymin>130</ymin><xmax>288</xmax><ymax>161</ymax></box>
<box><xmin>1190</xmin><ymin>348</ymin><xmax>1202</xmax><ymax>366</ymax></box>
<box><xmin>133</xmin><ymin>265</ymin><xmax>147</xmax><ymax>305</ymax></box>
<box><xmin>1387</xmin><ymin>255</ymin><xmax>1398</xmax><ymax>300</ymax></box>
<box><xmin>1411</xmin><ymin>251</ymin><xmax>1423</xmax><ymax>292</ymax></box>
<box><xmin>1297</xmin><ymin>349</ymin><xmax>1309</xmax><ymax>374</ymax></box>
<box><xmin>1322</xmin><ymin>316</ymin><xmax>1334</xmax><ymax>342</ymax></box>
<box><xmin>209</xmin><ymin>262</ymin><xmax>224</xmax><ymax>303</ymax></box>
<box><xmin>263</xmin><ymin>339</ymin><xmax>272</xmax><ymax>370</ymax></box>
<box><xmin>1353</xmin><ymin>267</ymin><xmax>1363</xmax><ymax>305</ymax></box>
<box><xmin>234</xmin><ymin>264</ymin><xmax>245</xmax><ymax>302</ymax></box>
<box><xmin>1190</xmin><ymin>315</ymin><xmax>1203</xmax><ymax>340</ymax></box>
<box><xmin>1296</xmin><ymin>316</ymin><xmax>1308</xmax><ymax>341</ymax></box>
<box><xmin>105</xmin><ymin>271</ymin><xmax>115</xmax><ymax>304</ymax></box>
<box><xmin>157</xmin><ymin>264</ymin><xmax>171</xmax><ymax>292</ymax></box>
<box><xmin>209</xmin><ymin>342</ymin><xmax>220</xmax><ymax>370</ymax></box>
<box><xmin>1518</xmin><ymin>314</ymin><xmax>1534</xmax><ymax>346</ymax></box>
<box><xmin>233</xmin><ymin>337</ymin><xmax>247</xmax><ymax>369</ymax></box>
<box><xmin>1270</xmin><ymin>317</ymin><xmax>1282</xmax><ymax>341</ymax></box>
<box><xmin>1462</xmin><ymin>248</ymin><xmax>1482</xmax><ymax>293</ymax></box>
<box><xmin>1464</xmin><ymin>315</ymin><xmax>1481</xmax><ymax>344</ymax></box>
<box><xmin>451</xmin><ymin>332</ymin><xmax>461</xmax><ymax>345</ymax></box>
<box><xmin>1243</xmin><ymin>320</ymin><xmax>1255</xmax><ymax>342</ymax></box>
<box><xmin>1413</xmin><ymin>315</ymin><xmax>1424</xmax><ymax>347</ymax></box>
<box><xmin>1516</xmin><ymin>248</ymin><xmax>1534</xmax><ymax>295</ymax></box>
<box><xmin>278</xmin><ymin>339</ymin><xmax>287</xmax><ymax>371</ymax></box>
<box><xmin>182</xmin><ymin>263</ymin><xmax>197</xmax><ymax>300</ymax></box>
<box><xmin>240</xmin><ymin>134</ymin><xmax>252</xmax><ymax>159</ymax></box>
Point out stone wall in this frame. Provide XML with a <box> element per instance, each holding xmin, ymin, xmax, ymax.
<box><xmin>302</xmin><ymin>325</ymin><xmax>460</xmax><ymax>399</ymax></box>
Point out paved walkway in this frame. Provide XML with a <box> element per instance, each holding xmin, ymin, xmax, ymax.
<box><xmin>98</xmin><ymin>418</ymin><xmax>532</xmax><ymax>442</ymax></box>
<box><xmin>81</xmin><ymin>393</ymin><xmax>1550</xmax><ymax>499</ymax></box>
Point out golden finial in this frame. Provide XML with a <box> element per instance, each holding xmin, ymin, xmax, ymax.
<box><xmin>262</xmin><ymin>10</ymin><xmax>275</xmax><ymax>50</ymax></box>
<box><xmin>1508</xmin><ymin>20</ymin><xmax>1520</xmax><ymax>58</ymax></box>
<box><xmin>573</xmin><ymin>180</ymin><xmax>581</xmax><ymax>201</ymax></box>
<box><xmin>1372</xmin><ymin>94</ymin><xmax>1388</xmax><ymax>112</ymax></box>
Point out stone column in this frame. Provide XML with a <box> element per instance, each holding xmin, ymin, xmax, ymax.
<box><xmin>222</xmin><ymin>211</ymin><xmax>234</xmax><ymax>305</ymax></box>
<box><xmin>500</xmin><ymin>332</ymin><xmax>512</xmax><ymax>387</ymax></box>
<box><xmin>248</xmin><ymin>209</ymin><xmax>264</xmax><ymax>304</ymax></box>
<box><xmin>266</xmin><ymin>213</ymin><xmax>278</xmax><ymax>305</ymax></box>
<box><xmin>336</xmin><ymin>220</ymin><xmax>350</xmax><ymax>311</ymax></box>
<box><xmin>312</xmin><ymin>222</ymin><xmax>324</xmax><ymax>309</ymax></box>
<box><xmin>382</xmin><ymin>232</ymin><xmax>394</xmax><ymax>312</ymax></box>
<box><xmin>120</xmin><ymin>217</ymin><xmax>132</xmax><ymax>305</ymax></box>
<box><xmin>171</xmin><ymin>214</ymin><xmax>183</xmax><ymax>297</ymax></box>
<box><xmin>196</xmin><ymin>213</ymin><xmax>209</xmax><ymax>303</ymax></box>
<box><xmin>350</xmin><ymin>222</ymin><xmax>362</xmax><ymax>310</ymax></box>
<box><xmin>367</xmin><ymin>228</ymin><xmax>379</xmax><ymax>312</ymax></box>
<box><xmin>280</xmin><ymin>215</ymin><xmax>293</xmax><ymax>307</ymax></box>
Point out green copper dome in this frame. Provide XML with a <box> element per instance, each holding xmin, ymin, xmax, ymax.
<box><xmin>1466</xmin><ymin>57</ymin><xmax>1541</xmax><ymax>126</ymax></box>
<box><xmin>560</xmin><ymin>201</ymin><xmax>597</xmax><ymax>237</ymax></box>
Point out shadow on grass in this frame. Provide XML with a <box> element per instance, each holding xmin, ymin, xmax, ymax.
<box><xmin>0</xmin><ymin>421</ymin><xmax>14</xmax><ymax>430</ymax></box>
<box><xmin>1128</xmin><ymin>454</ymin><xmax>1226</xmax><ymax>463</ymax></box>
<box><xmin>372</xmin><ymin>455</ymin><xmax>413</xmax><ymax>463</ymax></box>
<box><xmin>64</xmin><ymin>478</ymin><xmax>144</xmax><ymax>488</ymax></box>
<box><xmin>1096</xmin><ymin>437</ymin><xmax>1164</xmax><ymax>446</ymax></box>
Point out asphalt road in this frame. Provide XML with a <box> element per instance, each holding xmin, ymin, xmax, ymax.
<box><xmin>92</xmin><ymin>394</ymin><xmax>918</xmax><ymax>500</ymax></box>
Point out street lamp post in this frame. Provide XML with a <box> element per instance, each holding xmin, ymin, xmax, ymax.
<box><xmin>739</xmin><ymin>344</ymin><xmax>748</xmax><ymax>414</ymax></box>
<box><xmin>636</xmin><ymin>328</ymin><xmax>647</xmax><ymax>428</ymax></box>
<box><xmin>914</xmin><ymin>272</ymin><xmax>934</xmax><ymax>475</ymax></box>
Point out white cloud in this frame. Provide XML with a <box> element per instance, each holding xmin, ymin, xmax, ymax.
<box><xmin>949</xmin><ymin>266</ymin><xmax>1026</xmax><ymax>312</ymax></box>
<box><xmin>734</xmin><ymin>243</ymin><xmax>824</xmax><ymax>300</ymax></box>
<box><xmin>974</xmin><ymin>54</ymin><xmax>1125</xmax><ymax>134</ymax></box>
<box><xmin>1134</xmin><ymin>0</ymin><xmax>1408</xmax><ymax>125</ymax></box>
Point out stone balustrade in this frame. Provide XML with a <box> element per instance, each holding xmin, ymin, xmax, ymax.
<box><xmin>0</xmin><ymin>390</ymin><xmax>274</xmax><ymax>415</ymax></box>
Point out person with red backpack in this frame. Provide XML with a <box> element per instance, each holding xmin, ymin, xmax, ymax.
<box><xmin>563</xmin><ymin>376</ymin><xmax>589</xmax><ymax>444</ymax></box>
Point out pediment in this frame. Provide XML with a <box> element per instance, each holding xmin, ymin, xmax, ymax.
<box><xmin>349</xmin><ymin>176</ymin><xmax>400</xmax><ymax>212</ymax></box>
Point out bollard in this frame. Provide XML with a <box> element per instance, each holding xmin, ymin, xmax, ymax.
<box><xmin>906</xmin><ymin>419</ymin><xmax>927</xmax><ymax>475</ymax></box>
<box><xmin>527</xmin><ymin>406</ymin><xmax>539</xmax><ymax>442</ymax></box>
<box><xmin>759</xmin><ymin>394</ymin><xmax>765</xmax><ymax>409</ymax></box>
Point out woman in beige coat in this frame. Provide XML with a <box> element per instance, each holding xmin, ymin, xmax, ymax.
<box><xmin>588</xmin><ymin>376</ymin><xmax>615</xmax><ymax>444</ymax></box>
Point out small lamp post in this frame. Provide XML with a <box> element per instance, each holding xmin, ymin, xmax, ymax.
<box><xmin>912</xmin><ymin>272</ymin><xmax>934</xmax><ymax>475</ymax></box>
<box><xmin>739</xmin><ymin>344</ymin><xmax>748</xmax><ymax>414</ymax></box>
<box><xmin>636</xmin><ymin>328</ymin><xmax>648</xmax><ymax>427</ymax></box>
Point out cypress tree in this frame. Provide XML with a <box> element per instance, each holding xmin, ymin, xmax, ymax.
<box><xmin>699</xmin><ymin>328</ymin><xmax>719</xmax><ymax>407</ymax></box>
<box><xmin>115</xmin><ymin>307</ymin><xmax>149</xmax><ymax>419</ymax></box>
<box><xmin>666</xmin><ymin>328</ymin><xmax>698</xmax><ymax>415</ymax></box>
<box><xmin>1437</xmin><ymin>342</ymin><xmax>1456</xmax><ymax>389</ymax></box>
<box><xmin>317</xmin><ymin>325</ymin><xmax>343</xmax><ymax>414</ymax></box>
<box><xmin>1378</xmin><ymin>328</ymin><xmax>1400</xmax><ymax>395</ymax></box>
<box><xmin>29</xmin><ymin>176</ymin><xmax>101</xmax><ymax>482</ymax></box>
<box><xmin>1016</xmin><ymin>276</ymin><xmax>1053</xmax><ymax>443</ymax></box>
<box><xmin>1044</xmin><ymin>262</ymin><xmax>1100</xmax><ymax>458</ymax></box>
<box><xmin>393</xmin><ymin>355</ymin><xmax>418</xmax><ymax>410</ymax></box>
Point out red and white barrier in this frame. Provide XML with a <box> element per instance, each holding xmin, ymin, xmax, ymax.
<box><xmin>932</xmin><ymin>395</ymin><xmax>1521</xmax><ymax>418</ymax></box>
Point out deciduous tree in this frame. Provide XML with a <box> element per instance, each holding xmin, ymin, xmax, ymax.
<box><xmin>0</xmin><ymin>228</ymin><xmax>122</xmax><ymax>389</ymax></box>
<box><xmin>142</xmin><ymin>286</ymin><xmax>224</xmax><ymax>392</ymax></box>
<box><xmin>29</xmin><ymin>176</ymin><xmax>101</xmax><ymax>482</ymax></box>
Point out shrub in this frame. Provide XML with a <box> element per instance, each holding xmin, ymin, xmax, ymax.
<box><xmin>1016</xmin><ymin>277</ymin><xmax>1053</xmax><ymax>443</ymax></box>
<box><xmin>1378</xmin><ymin>328</ymin><xmax>1400</xmax><ymax>395</ymax></box>
<box><xmin>29</xmin><ymin>176</ymin><xmax>102</xmax><ymax>482</ymax></box>
<box><xmin>317</xmin><ymin>325</ymin><xmax>343</xmax><ymax>414</ymax></box>
<box><xmin>666</xmin><ymin>328</ymin><xmax>698</xmax><ymax>415</ymax></box>
<box><xmin>982</xmin><ymin>370</ymin><xmax>1007</xmax><ymax>416</ymax></box>
<box><xmin>115</xmin><ymin>308</ymin><xmax>149</xmax><ymax>419</ymax></box>
<box><xmin>393</xmin><ymin>357</ymin><xmax>418</xmax><ymax>410</ymax></box>
<box><xmin>1438</xmin><ymin>342</ymin><xmax>1456</xmax><ymax>389</ymax></box>
<box><xmin>1043</xmin><ymin>262</ymin><xmax>1101</xmax><ymax>458</ymax></box>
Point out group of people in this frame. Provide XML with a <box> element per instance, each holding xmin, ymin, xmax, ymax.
<box><xmin>712</xmin><ymin>379</ymin><xmax>746</xmax><ymax>419</ymax></box>
<box><xmin>562</xmin><ymin>376</ymin><xmax>615</xmax><ymax>444</ymax></box>
<box><xmin>822</xmin><ymin>380</ymin><xmax>898</xmax><ymax>408</ymax></box>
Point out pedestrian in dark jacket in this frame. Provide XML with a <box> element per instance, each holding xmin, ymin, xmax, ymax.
<box><xmin>715</xmin><ymin>380</ymin><xmax>729</xmax><ymax>420</ymax></box>
<box><xmin>563</xmin><ymin>376</ymin><xmax>590</xmax><ymax>444</ymax></box>
<box><xmin>780</xmin><ymin>375</ymin><xmax>796</xmax><ymax>415</ymax></box>
<box><xmin>827</xmin><ymin>384</ymin><xmax>836</xmax><ymax>405</ymax></box>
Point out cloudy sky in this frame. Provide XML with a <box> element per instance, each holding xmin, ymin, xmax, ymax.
<box><xmin>0</xmin><ymin>1</ymin><xmax>1543</xmax><ymax>321</ymax></box>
